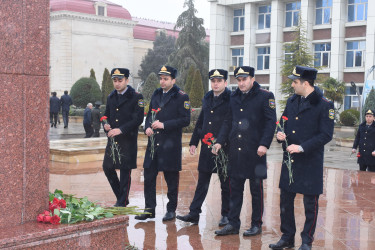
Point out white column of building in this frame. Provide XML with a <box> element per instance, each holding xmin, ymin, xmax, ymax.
<box><xmin>244</xmin><ymin>2</ymin><xmax>256</xmax><ymax>67</ymax></box>
<box><xmin>208</xmin><ymin>1</ymin><xmax>231</xmax><ymax>70</ymax></box>
<box><xmin>365</xmin><ymin>0</ymin><xmax>375</xmax><ymax>81</ymax></box>
<box><xmin>269</xmin><ymin>0</ymin><xmax>284</xmax><ymax>114</ymax></box>
<box><xmin>330</xmin><ymin>0</ymin><xmax>346</xmax><ymax>81</ymax></box>
<box><xmin>300</xmin><ymin>0</ymin><xmax>314</xmax><ymax>53</ymax></box>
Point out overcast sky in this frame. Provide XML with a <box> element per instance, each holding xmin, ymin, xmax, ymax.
<box><xmin>109</xmin><ymin>0</ymin><xmax>211</xmax><ymax>28</ymax></box>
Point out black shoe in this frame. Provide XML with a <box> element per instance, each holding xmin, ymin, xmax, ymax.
<box><xmin>243</xmin><ymin>225</ymin><xmax>262</xmax><ymax>236</ymax></box>
<box><xmin>135</xmin><ymin>210</ymin><xmax>155</xmax><ymax>220</ymax></box>
<box><xmin>218</xmin><ymin>216</ymin><xmax>229</xmax><ymax>227</ymax></box>
<box><xmin>51</xmin><ymin>123</ymin><xmax>53</xmax><ymax>127</ymax></box>
<box><xmin>113</xmin><ymin>201</ymin><xmax>126</xmax><ymax>207</ymax></box>
<box><xmin>269</xmin><ymin>239</ymin><xmax>295</xmax><ymax>249</ymax></box>
<box><xmin>176</xmin><ymin>214</ymin><xmax>199</xmax><ymax>224</ymax></box>
<box><xmin>64</xmin><ymin>126</ymin><xmax>68</xmax><ymax>128</ymax></box>
<box><xmin>54</xmin><ymin>125</ymin><xmax>57</xmax><ymax>128</ymax></box>
<box><xmin>298</xmin><ymin>243</ymin><xmax>312</xmax><ymax>250</ymax></box>
<box><xmin>162</xmin><ymin>211</ymin><xmax>176</xmax><ymax>221</ymax></box>
<box><xmin>214</xmin><ymin>224</ymin><xmax>239</xmax><ymax>236</ymax></box>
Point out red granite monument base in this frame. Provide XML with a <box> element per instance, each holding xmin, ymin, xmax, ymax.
<box><xmin>0</xmin><ymin>216</ymin><xmax>130</xmax><ymax>249</ymax></box>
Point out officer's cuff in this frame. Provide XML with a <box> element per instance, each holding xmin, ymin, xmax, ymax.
<box><xmin>298</xmin><ymin>145</ymin><xmax>304</xmax><ymax>152</ymax></box>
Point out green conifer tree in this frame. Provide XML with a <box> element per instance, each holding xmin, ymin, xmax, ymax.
<box><xmin>184</xmin><ymin>64</ymin><xmax>195</xmax><ymax>95</ymax></box>
<box><xmin>189</xmin><ymin>69</ymin><xmax>204</xmax><ymax>108</ymax></box>
<box><xmin>142</xmin><ymin>72</ymin><xmax>160</xmax><ymax>103</ymax></box>
<box><xmin>362</xmin><ymin>87</ymin><xmax>375</xmax><ymax>121</ymax></box>
<box><xmin>101</xmin><ymin>68</ymin><xmax>113</xmax><ymax>104</ymax></box>
<box><xmin>90</xmin><ymin>68</ymin><xmax>96</xmax><ymax>80</ymax></box>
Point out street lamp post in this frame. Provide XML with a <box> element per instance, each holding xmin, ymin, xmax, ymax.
<box><xmin>351</xmin><ymin>81</ymin><xmax>362</xmax><ymax>121</ymax></box>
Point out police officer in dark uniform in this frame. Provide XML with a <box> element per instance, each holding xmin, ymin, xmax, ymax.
<box><xmin>269</xmin><ymin>66</ymin><xmax>334</xmax><ymax>250</ymax></box>
<box><xmin>135</xmin><ymin>66</ymin><xmax>190</xmax><ymax>221</ymax></box>
<box><xmin>176</xmin><ymin>69</ymin><xmax>231</xmax><ymax>226</ymax></box>
<box><xmin>91</xmin><ymin>101</ymin><xmax>102</xmax><ymax>137</ymax></box>
<box><xmin>352</xmin><ymin>109</ymin><xmax>375</xmax><ymax>172</ymax></box>
<box><xmin>102</xmin><ymin>68</ymin><xmax>144</xmax><ymax>207</ymax></box>
<box><xmin>215</xmin><ymin>66</ymin><xmax>276</xmax><ymax>236</ymax></box>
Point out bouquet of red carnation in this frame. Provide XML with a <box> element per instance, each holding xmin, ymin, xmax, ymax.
<box><xmin>100</xmin><ymin>116</ymin><xmax>122</xmax><ymax>164</ymax></box>
<box><xmin>357</xmin><ymin>152</ymin><xmax>361</xmax><ymax>158</ymax></box>
<box><xmin>149</xmin><ymin>108</ymin><xmax>161</xmax><ymax>159</ymax></box>
<box><xmin>202</xmin><ymin>133</ymin><xmax>228</xmax><ymax>180</ymax></box>
<box><xmin>276</xmin><ymin>116</ymin><xmax>294</xmax><ymax>185</ymax></box>
<box><xmin>37</xmin><ymin>196</ymin><xmax>65</xmax><ymax>224</ymax></box>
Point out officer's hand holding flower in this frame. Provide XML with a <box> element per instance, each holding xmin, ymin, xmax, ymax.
<box><xmin>145</xmin><ymin>127</ymin><xmax>154</xmax><ymax>136</ymax></box>
<box><xmin>108</xmin><ymin>128</ymin><xmax>122</xmax><ymax>137</ymax></box>
<box><xmin>287</xmin><ymin>144</ymin><xmax>302</xmax><ymax>154</ymax></box>
<box><xmin>151</xmin><ymin>120</ymin><xmax>164</xmax><ymax>129</ymax></box>
<box><xmin>276</xmin><ymin>131</ymin><xmax>286</xmax><ymax>141</ymax></box>
<box><xmin>104</xmin><ymin>124</ymin><xmax>111</xmax><ymax>131</ymax></box>
<box><xmin>189</xmin><ymin>145</ymin><xmax>196</xmax><ymax>155</ymax></box>
<box><xmin>212</xmin><ymin>143</ymin><xmax>222</xmax><ymax>155</ymax></box>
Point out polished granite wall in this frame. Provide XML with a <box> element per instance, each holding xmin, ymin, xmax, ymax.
<box><xmin>0</xmin><ymin>0</ymin><xmax>50</xmax><ymax>228</ymax></box>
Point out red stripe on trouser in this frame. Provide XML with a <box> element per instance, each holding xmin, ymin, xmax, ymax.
<box><xmin>308</xmin><ymin>195</ymin><xmax>318</xmax><ymax>239</ymax></box>
<box><xmin>125</xmin><ymin>170</ymin><xmax>131</xmax><ymax>205</ymax></box>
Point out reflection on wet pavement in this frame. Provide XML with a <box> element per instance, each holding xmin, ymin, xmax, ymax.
<box><xmin>50</xmin><ymin>148</ymin><xmax>375</xmax><ymax>249</ymax></box>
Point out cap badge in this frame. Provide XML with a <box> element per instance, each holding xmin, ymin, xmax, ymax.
<box><xmin>292</xmin><ymin>67</ymin><xmax>300</xmax><ymax>77</ymax></box>
<box><xmin>114</xmin><ymin>69</ymin><xmax>121</xmax><ymax>75</ymax></box>
<box><xmin>211</xmin><ymin>70</ymin><xmax>223</xmax><ymax>78</ymax></box>
<box><xmin>161</xmin><ymin>66</ymin><xmax>167</xmax><ymax>72</ymax></box>
<box><xmin>367</xmin><ymin>109</ymin><xmax>374</xmax><ymax>115</ymax></box>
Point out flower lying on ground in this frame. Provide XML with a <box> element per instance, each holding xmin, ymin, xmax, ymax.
<box><xmin>37</xmin><ymin>189</ymin><xmax>146</xmax><ymax>224</ymax></box>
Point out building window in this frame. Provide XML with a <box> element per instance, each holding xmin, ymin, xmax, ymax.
<box><xmin>285</xmin><ymin>2</ymin><xmax>301</xmax><ymax>27</ymax></box>
<box><xmin>232</xmin><ymin>48</ymin><xmax>244</xmax><ymax>67</ymax></box>
<box><xmin>98</xmin><ymin>6</ymin><xmax>105</xmax><ymax>16</ymax></box>
<box><xmin>257</xmin><ymin>47</ymin><xmax>270</xmax><ymax>70</ymax></box>
<box><xmin>258</xmin><ymin>5</ymin><xmax>271</xmax><ymax>29</ymax></box>
<box><xmin>348</xmin><ymin>0</ymin><xmax>368</xmax><ymax>22</ymax></box>
<box><xmin>314</xmin><ymin>43</ymin><xmax>331</xmax><ymax>68</ymax></box>
<box><xmin>284</xmin><ymin>44</ymin><xmax>293</xmax><ymax>61</ymax></box>
<box><xmin>346</xmin><ymin>41</ymin><xmax>366</xmax><ymax>68</ymax></box>
<box><xmin>316</xmin><ymin>0</ymin><xmax>332</xmax><ymax>25</ymax></box>
<box><xmin>233</xmin><ymin>9</ymin><xmax>245</xmax><ymax>32</ymax></box>
<box><xmin>344</xmin><ymin>86</ymin><xmax>363</xmax><ymax>110</ymax></box>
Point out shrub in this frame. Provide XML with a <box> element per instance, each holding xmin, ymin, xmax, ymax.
<box><xmin>339</xmin><ymin>109</ymin><xmax>360</xmax><ymax>126</ymax></box>
<box><xmin>70</xmin><ymin>77</ymin><xmax>102</xmax><ymax>108</ymax></box>
<box><xmin>189</xmin><ymin>70</ymin><xmax>204</xmax><ymax>108</ymax></box>
<box><xmin>183</xmin><ymin>108</ymin><xmax>201</xmax><ymax>133</ymax></box>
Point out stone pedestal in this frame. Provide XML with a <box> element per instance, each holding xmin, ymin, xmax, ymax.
<box><xmin>0</xmin><ymin>1</ymin><xmax>129</xmax><ymax>248</ymax></box>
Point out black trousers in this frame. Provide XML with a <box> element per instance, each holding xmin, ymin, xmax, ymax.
<box><xmin>103</xmin><ymin>157</ymin><xmax>132</xmax><ymax>206</ymax></box>
<box><xmin>228</xmin><ymin>177</ymin><xmax>264</xmax><ymax>229</ymax></box>
<box><xmin>144</xmin><ymin>160</ymin><xmax>180</xmax><ymax>212</ymax></box>
<box><xmin>359</xmin><ymin>164</ymin><xmax>375</xmax><ymax>172</ymax></box>
<box><xmin>189</xmin><ymin>171</ymin><xmax>230</xmax><ymax>217</ymax></box>
<box><xmin>50</xmin><ymin>112</ymin><xmax>58</xmax><ymax>126</ymax></box>
<box><xmin>280</xmin><ymin>188</ymin><xmax>319</xmax><ymax>245</ymax></box>
<box><xmin>93</xmin><ymin>127</ymin><xmax>100</xmax><ymax>137</ymax></box>
<box><xmin>62</xmin><ymin>110</ymin><xmax>69</xmax><ymax>127</ymax></box>
<box><xmin>84</xmin><ymin>124</ymin><xmax>94</xmax><ymax>138</ymax></box>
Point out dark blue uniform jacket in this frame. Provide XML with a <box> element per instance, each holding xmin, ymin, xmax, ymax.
<box><xmin>278</xmin><ymin>87</ymin><xmax>334</xmax><ymax>195</ymax></box>
<box><xmin>143</xmin><ymin>85</ymin><xmax>190</xmax><ymax>171</ymax></box>
<box><xmin>104</xmin><ymin>86</ymin><xmax>144</xmax><ymax>169</ymax></box>
<box><xmin>189</xmin><ymin>88</ymin><xmax>231</xmax><ymax>173</ymax></box>
<box><xmin>353</xmin><ymin>121</ymin><xmax>375</xmax><ymax>166</ymax></box>
<box><xmin>227</xmin><ymin>82</ymin><xmax>276</xmax><ymax>179</ymax></box>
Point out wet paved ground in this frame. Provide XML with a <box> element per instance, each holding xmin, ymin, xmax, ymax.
<box><xmin>49</xmin><ymin>123</ymin><xmax>375</xmax><ymax>250</ymax></box>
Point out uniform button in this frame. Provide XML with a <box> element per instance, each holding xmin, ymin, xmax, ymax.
<box><xmin>239</xmin><ymin>122</ymin><xmax>242</xmax><ymax>124</ymax></box>
<box><xmin>157</xmin><ymin>131</ymin><xmax>160</xmax><ymax>134</ymax></box>
<box><xmin>115</xmin><ymin>142</ymin><xmax>118</xmax><ymax>144</ymax></box>
<box><xmin>157</xmin><ymin>143</ymin><xmax>159</xmax><ymax>146</ymax></box>
<box><xmin>364</xmin><ymin>150</ymin><xmax>366</xmax><ymax>152</ymax></box>
<box><xmin>296</xmin><ymin>117</ymin><xmax>298</xmax><ymax>120</ymax></box>
<box><xmin>238</xmin><ymin>135</ymin><xmax>242</xmax><ymax>138</ymax></box>
<box><xmin>365</xmin><ymin>132</ymin><xmax>367</xmax><ymax>133</ymax></box>
<box><xmin>240</xmin><ymin>109</ymin><xmax>243</xmax><ymax>112</ymax></box>
<box><xmin>365</xmin><ymin>137</ymin><xmax>366</xmax><ymax>139</ymax></box>
<box><xmin>238</xmin><ymin>148</ymin><xmax>241</xmax><ymax>151</ymax></box>
<box><xmin>291</xmin><ymin>160</ymin><xmax>294</xmax><ymax>163</ymax></box>
<box><xmin>116</xmin><ymin>108</ymin><xmax>119</xmax><ymax>111</ymax></box>
<box><xmin>364</xmin><ymin>143</ymin><xmax>366</xmax><ymax>145</ymax></box>
<box><xmin>208</xmin><ymin>145</ymin><xmax>210</xmax><ymax>148</ymax></box>
<box><xmin>209</xmin><ymin>122</ymin><xmax>212</xmax><ymax>124</ymax></box>
<box><xmin>211</xmin><ymin>110</ymin><xmax>214</xmax><ymax>113</ymax></box>
<box><xmin>292</xmin><ymin>131</ymin><xmax>295</xmax><ymax>133</ymax></box>
<box><xmin>116</xmin><ymin>119</ymin><xmax>118</xmax><ymax>122</ymax></box>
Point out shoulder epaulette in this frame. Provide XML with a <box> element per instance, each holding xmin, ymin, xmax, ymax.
<box><xmin>260</xmin><ymin>88</ymin><xmax>269</xmax><ymax>93</ymax></box>
<box><xmin>179</xmin><ymin>90</ymin><xmax>186</xmax><ymax>95</ymax></box>
<box><xmin>321</xmin><ymin>97</ymin><xmax>330</xmax><ymax>103</ymax></box>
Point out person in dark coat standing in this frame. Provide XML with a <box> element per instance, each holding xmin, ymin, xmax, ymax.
<box><xmin>176</xmin><ymin>69</ymin><xmax>231</xmax><ymax>226</ymax></box>
<box><xmin>50</xmin><ymin>92</ymin><xmax>60</xmax><ymax>128</ymax></box>
<box><xmin>60</xmin><ymin>90</ymin><xmax>73</xmax><ymax>128</ymax></box>
<box><xmin>91</xmin><ymin>101</ymin><xmax>102</xmax><ymax>137</ymax></box>
<box><xmin>102</xmin><ymin>68</ymin><xmax>144</xmax><ymax>207</ymax></box>
<box><xmin>269</xmin><ymin>66</ymin><xmax>334</xmax><ymax>250</ymax></box>
<box><xmin>83</xmin><ymin>103</ymin><xmax>93</xmax><ymax>138</ymax></box>
<box><xmin>215</xmin><ymin>66</ymin><xmax>276</xmax><ymax>236</ymax></box>
<box><xmin>352</xmin><ymin>109</ymin><xmax>375</xmax><ymax>172</ymax></box>
<box><xmin>135</xmin><ymin>66</ymin><xmax>190</xmax><ymax>221</ymax></box>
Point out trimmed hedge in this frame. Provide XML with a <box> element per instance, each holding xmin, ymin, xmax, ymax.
<box><xmin>340</xmin><ymin>109</ymin><xmax>360</xmax><ymax>126</ymax></box>
<box><xmin>70</xmin><ymin>77</ymin><xmax>102</xmax><ymax>108</ymax></box>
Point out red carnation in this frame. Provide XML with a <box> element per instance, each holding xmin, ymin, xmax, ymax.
<box><xmin>44</xmin><ymin>210</ymin><xmax>50</xmax><ymax>216</ymax></box>
<box><xmin>52</xmin><ymin>197</ymin><xmax>59</xmax><ymax>205</ymax></box>
<box><xmin>59</xmin><ymin>199</ymin><xmax>67</xmax><ymax>209</ymax></box>
<box><xmin>144</xmin><ymin>112</ymin><xmax>147</xmax><ymax>115</ymax></box>
<box><xmin>357</xmin><ymin>152</ymin><xmax>361</xmax><ymax>158</ymax></box>
<box><xmin>43</xmin><ymin>215</ymin><xmax>51</xmax><ymax>223</ymax></box>
<box><xmin>276</xmin><ymin>121</ymin><xmax>279</xmax><ymax>125</ymax></box>
<box><xmin>206</xmin><ymin>133</ymin><xmax>213</xmax><ymax>139</ymax></box>
<box><xmin>152</xmin><ymin>109</ymin><xmax>156</xmax><ymax>112</ymax></box>
<box><xmin>100</xmin><ymin>116</ymin><xmax>108</xmax><ymax>122</ymax></box>
<box><xmin>37</xmin><ymin>214</ymin><xmax>44</xmax><ymax>222</ymax></box>
<box><xmin>282</xmin><ymin>116</ymin><xmax>288</xmax><ymax>121</ymax></box>
<box><xmin>50</xmin><ymin>215</ymin><xmax>61</xmax><ymax>225</ymax></box>
<box><xmin>49</xmin><ymin>203</ymin><xmax>59</xmax><ymax>212</ymax></box>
